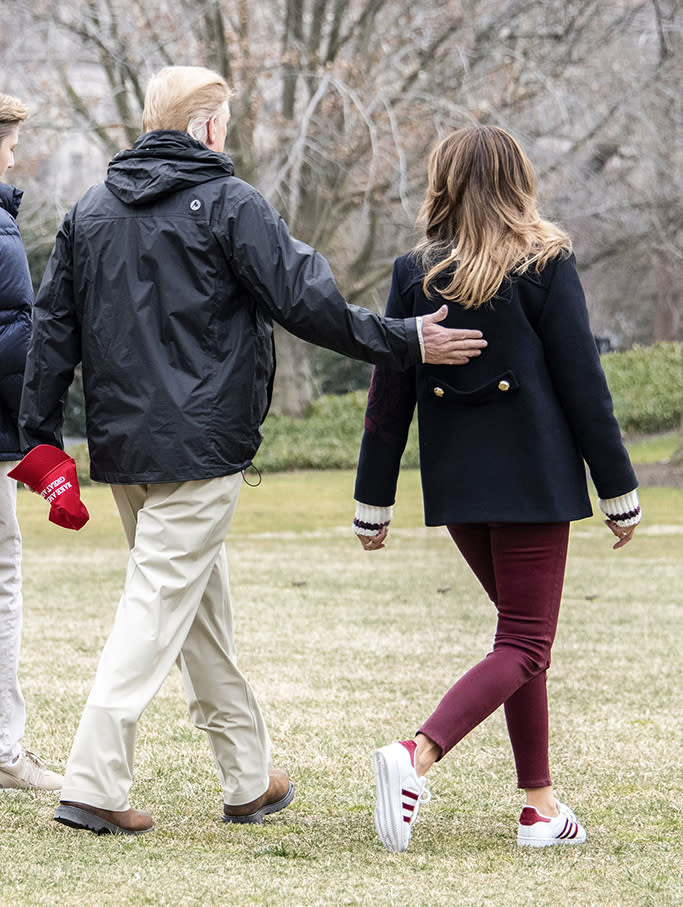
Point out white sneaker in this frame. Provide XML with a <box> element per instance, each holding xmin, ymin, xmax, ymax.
<box><xmin>0</xmin><ymin>749</ymin><xmax>63</xmax><ymax>791</ymax></box>
<box><xmin>373</xmin><ymin>740</ymin><xmax>431</xmax><ymax>852</ymax></box>
<box><xmin>517</xmin><ymin>800</ymin><xmax>586</xmax><ymax>847</ymax></box>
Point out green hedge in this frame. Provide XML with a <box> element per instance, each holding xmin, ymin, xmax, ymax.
<box><xmin>601</xmin><ymin>342</ymin><xmax>682</xmax><ymax>434</ymax></box>
<box><xmin>252</xmin><ymin>392</ymin><xmax>420</xmax><ymax>472</ymax></box>
<box><xmin>66</xmin><ymin>341</ymin><xmax>681</xmax><ymax>480</ymax></box>
<box><xmin>254</xmin><ymin>341</ymin><xmax>682</xmax><ymax>471</ymax></box>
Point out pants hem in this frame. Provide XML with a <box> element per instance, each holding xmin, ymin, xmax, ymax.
<box><xmin>60</xmin><ymin>787</ymin><xmax>130</xmax><ymax>812</ymax></box>
<box><xmin>223</xmin><ymin>773</ymin><xmax>270</xmax><ymax>807</ymax></box>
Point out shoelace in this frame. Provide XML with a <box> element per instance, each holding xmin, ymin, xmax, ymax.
<box><xmin>16</xmin><ymin>750</ymin><xmax>47</xmax><ymax>784</ymax></box>
<box><xmin>418</xmin><ymin>780</ymin><xmax>432</xmax><ymax>804</ymax></box>
<box><xmin>402</xmin><ymin>777</ymin><xmax>432</xmax><ymax>826</ymax></box>
<box><xmin>556</xmin><ymin>801</ymin><xmax>578</xmax><ymax>822</ymax></box>
<box><xmin>23</xmin><ymin>750</ymin><xmax>45</xmax><ymax>766</ymax></box>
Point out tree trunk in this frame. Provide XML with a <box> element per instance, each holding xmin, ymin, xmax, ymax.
<box><xmin>653</xmin><ymin>257</ymin><xmax>683</xmax><ymax>341</ymax></box>
<box><xmin>269</xmin><ymin>325</ymin><xmax>315</xmax><ymax>417</ymax></box>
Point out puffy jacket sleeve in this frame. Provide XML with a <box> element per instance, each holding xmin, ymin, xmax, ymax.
<box><xmin>0</xmin><ymin>208</ymin><xmax>33</xmax><ymax>445</ymax></box>
<box><xmin>536</xmin><ymin>254</ymin><xmax>637</xmax><ymax>499</ymax></box>
<box><xmin>220</xmin><ymin>188</ymin><xmax>421</xmax><ymax>370</ymax></box>
<box><xmin>19</xmin><ymin>209</ymin><xmax>82</xmax><ymax>451</ymax></box>
<box><xmin>353</xmin><ymin>260</ymin><xmax>417</xmax><ymax>507</ymax></box>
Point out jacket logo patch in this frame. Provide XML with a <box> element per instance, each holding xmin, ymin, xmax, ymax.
<box><xmin>190</xmin><ymin>199</ymin><xmax>201</xmax><ymax>211</ymax></box>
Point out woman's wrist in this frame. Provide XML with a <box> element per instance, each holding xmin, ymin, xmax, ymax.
<box><xmin>353</xmin><ymin>501</ymin><xmax>393</xmax><ymax>536</ymax></box>
<box><xmin>598</xmin><ymin>489</ymin><xmax>641</xmax><ymax>527</ymax></box>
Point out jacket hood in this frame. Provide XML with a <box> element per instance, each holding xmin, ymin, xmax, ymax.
<box><xmin>0</xmin><ymin>182</ymin><xmax>23</xmax><ymax>219</ymax></box>
<box><xmin>105</xmin><ymin>130</ymin><xmax>235</xmax><ymax>206</ymax></box>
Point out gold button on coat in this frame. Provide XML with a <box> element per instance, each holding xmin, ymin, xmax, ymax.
<box><xmin>498</xmin><ymin>380</ymin><xmax>511</xmax><ymax>392</ymax></box>
<box><xmin>434</xmin><ymin>386</ymin><xmax>445</xmax><ymax>397</ymax></box>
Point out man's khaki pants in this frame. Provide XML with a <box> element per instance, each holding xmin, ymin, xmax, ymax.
<box><xmin>0</xmin><ymin>462</ymin><xmax>25</xmax><ymax>764</ymax></box>
<box><xmin>61</xmin><ymin>474</ymin><xmax>272</xmax><ymax>811</ymax></box>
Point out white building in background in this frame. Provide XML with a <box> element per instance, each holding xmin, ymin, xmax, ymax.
<box><xmin>2</xmin><ymin>9</ymin><xmax>121</xmax><ymax>214</ymax></box>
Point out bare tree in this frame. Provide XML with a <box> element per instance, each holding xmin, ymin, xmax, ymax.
<box><xmin>5</xmin><ymin>0</ymin><xmax>682</xmax><ymax>416</ymax></box>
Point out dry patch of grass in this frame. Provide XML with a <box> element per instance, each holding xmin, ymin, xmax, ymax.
<box><xmin>1</xmin><ymin>478</ymin><xmax>681</xmax><ymax>906</ymax></box>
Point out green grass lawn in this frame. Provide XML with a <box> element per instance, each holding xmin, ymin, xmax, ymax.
<box><xmin>625</xmin><ymin>430</ymin><xmax>679</xmax><ymax>464</ymax></box>
<box><xmin>2</xmin><ymin>474</ymin><xmax>681</xmax><ymax>906</ymax></box>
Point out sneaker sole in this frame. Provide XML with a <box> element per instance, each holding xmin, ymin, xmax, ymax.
<box><xmin>222</xmin><ymin>782</ymin><xmax>295</xmax><ymax>825</ymax></box>
<box><xmin>372</xmin><ymin>749</ymin><xmax>410</xmax><ymax>852</ymax></box>
<box><xmin>54</xmin><ymin>804</ymin><xmax>154</xmax><ymax>836</ymax></box>
<box><xmin>0</xmin><ymin>775</ymin><xmax>62</xmax><ymax>791</ymax></box>
<box><xmin>518</xmin><ymin>835</ymin><xmax>586</xmax><ymax>847</ymax></box>
<box><xmin>518</xmin><ymin>827</ymin><xmax>587</xmax><ymax>847</ymax></box>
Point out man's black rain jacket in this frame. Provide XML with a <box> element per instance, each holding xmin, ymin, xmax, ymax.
<box><xmin>19</xmin><ymin>131</ymin><xmax>421</xmax><ymax>483</ymax></box>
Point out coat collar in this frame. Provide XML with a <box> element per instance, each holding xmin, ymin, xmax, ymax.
<box><xmin>0</xmin><ymin>182</ymin><xmax>23</xmax><ymax>219</ymax></box>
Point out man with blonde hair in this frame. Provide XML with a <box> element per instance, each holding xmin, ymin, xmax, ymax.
<box><xmin>16</xmin><ymin>66</ymin><xmax>485</xmax><ymax>835</ymax></box>
<box><xmin>0</xmin><ymin>93</ymin><xmax>63</xmax><ymax>792</ymax></box>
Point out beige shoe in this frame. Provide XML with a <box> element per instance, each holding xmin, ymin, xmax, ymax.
<box><xmin>0</xmin><ymin>749</ymin><xmax>63</xmax><ymax>791</ymax></box>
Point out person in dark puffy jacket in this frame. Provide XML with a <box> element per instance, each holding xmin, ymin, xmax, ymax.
<box><xmin>0</xmin><ymin>93</ymin><xmax>63</xmax><ymax>793</ymax></box>
<box><xmin>16</xmin><ymin>66</ymin><xmax>486</xmax><ymax>836</ymax></box>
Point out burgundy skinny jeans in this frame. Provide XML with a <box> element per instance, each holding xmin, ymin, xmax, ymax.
<box><xmin>419</xmin><ymin>522</ymin><xmax>569</xmax><ymax>789</ymax></box>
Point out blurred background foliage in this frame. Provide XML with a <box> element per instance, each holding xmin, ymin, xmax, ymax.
<box><xmin>602</xmin><ymin>342</ymin><xmax>683</xmax><ymax>434</ymax></box>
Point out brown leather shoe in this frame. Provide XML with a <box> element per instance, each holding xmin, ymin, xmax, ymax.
<box><xmin>223</xmin><ymin>769</ymin><xmax>294</xmax><ymax>824</ymax></box>
<box><xmin>54</xmin><ymin>800</ymin><xmax>154</xmax><ymax>835</ymax></box>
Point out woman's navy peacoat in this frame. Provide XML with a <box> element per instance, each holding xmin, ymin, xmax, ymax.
<box><xmin>354</xmin><ymin>252</ymin><xmax>637</xmax><ymax>525</ymax></box>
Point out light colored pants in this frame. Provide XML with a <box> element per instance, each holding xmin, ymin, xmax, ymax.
<box><xmin>61</xmin><ymin>474</ymin><xmax>272</xmax><ymax>811</ymax></box>
<box><xmin>0</xmin><ymin>461</ymin><xmax>25</xmax><ymax>764</ymax></box>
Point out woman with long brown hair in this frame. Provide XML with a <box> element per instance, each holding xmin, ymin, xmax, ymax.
<box><xmin>353</xmin><ymin>125</ymin><xmax>640</xmax><ymax>852</ymax></box>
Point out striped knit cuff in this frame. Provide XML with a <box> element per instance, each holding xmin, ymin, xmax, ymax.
<box><xmin>353</xmin><ymin>501</ymin><xmax>393</xmax><ymax>536</ymax></box>
<box><xmin>598</xmin><ymin>489</ymin><xmax>641</xmax><ymax>527</ymax></box>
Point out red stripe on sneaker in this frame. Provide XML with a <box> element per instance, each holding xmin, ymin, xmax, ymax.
<box><xmin>558</xmin><ymin>819</ymin><xmax>578</xmax><ymax>839</ymax></box>
<box><xmin>402</xmin><ymin>788</ymin><xmax>419</xmax><ymax>823</ymax></box>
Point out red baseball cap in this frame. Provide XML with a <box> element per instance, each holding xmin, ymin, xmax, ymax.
<box><xmin>8</xmin><ymin>444</ymin><xmax>71</xmax><ymax>488</ymax></box>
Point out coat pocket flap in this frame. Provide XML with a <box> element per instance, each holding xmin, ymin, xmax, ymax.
<box><xmin>425</xmin><ymin>370</ymin><xmax>519</xmax><ymax>405</ymax></box>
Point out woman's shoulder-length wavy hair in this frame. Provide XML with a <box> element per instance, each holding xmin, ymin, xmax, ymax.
<box><xmin>413</xmin><ymin>125</ymin><xmax>572</xmax><ymax>309</ymax></box>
